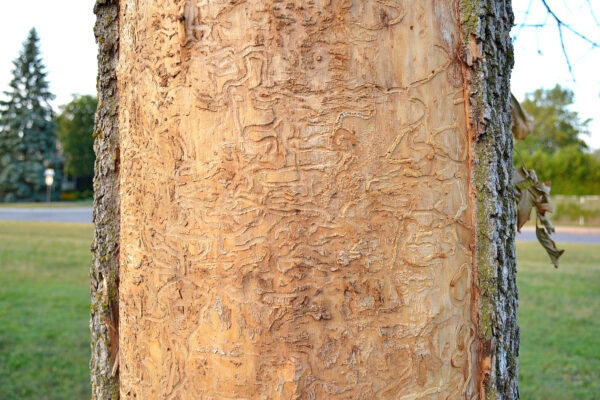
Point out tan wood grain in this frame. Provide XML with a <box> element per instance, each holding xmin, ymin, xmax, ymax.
<box><xmin>117</xmin><ymin>1</ymin><xmax>479</xmax><ymax>398</ymax></box>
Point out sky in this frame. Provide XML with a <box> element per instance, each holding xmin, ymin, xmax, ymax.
<box><xmin>0</xmin><ymin>1</ymin><xmax>97</xmax><ymax>109</ymax></box>
<box><xmin>0</xmin><ymin>0</ymin><xmax>599</xmax><ymax>149</ymax></box>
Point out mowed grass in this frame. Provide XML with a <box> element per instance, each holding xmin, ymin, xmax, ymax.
<box><xmin>0</xmin><ymin>221</ymin><xmax>92</xmax><ymax>399</ymax></box>
<box><xmin>0</xmin><ymin>221</ymin><xmax>598</xmax><ymax>399</ymax></box>
<box><xmin>517</xmin><ymin>242</ymin><xmax>600</xmax><ymax>400</ymax></box>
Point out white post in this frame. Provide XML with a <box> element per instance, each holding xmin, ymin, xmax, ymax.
<box><xmin>44</xmin><ymin>168</ymin><xmax>55</xmax><ymax>203</ymax></box>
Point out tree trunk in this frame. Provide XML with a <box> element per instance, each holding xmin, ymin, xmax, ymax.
<box><xmin>91</xmin><ymin>1</ymin><xmax>517</xmax><ymax>399</ymax></box>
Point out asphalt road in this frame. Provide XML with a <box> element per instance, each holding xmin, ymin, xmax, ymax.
<box><xmin>0</xmin><ymin>207</ymin><xmax>93</xmax><ymax>224</ymax></box>
<box><xmin>0</xmin><ymin>208</ymin><xmax>598</xmax><ymax>244</ymax></box>
<box><xmin>516</xmin><ymin>231</ymin><xmax>600</xmax><ymax>245</ymax></box>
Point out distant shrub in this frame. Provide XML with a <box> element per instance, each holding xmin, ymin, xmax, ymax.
<box><xmin>3</xmin><ymin>193</ymin><xmax>17</xmax><ymax>203</ymax></box>
<box><xmin>515</xmin><ymin>146</ymin><xmax>600</xmax><ymax>195</ymax></box>
<box><xmin>60</xmin><ymin>191</ymin><xmax>80</xmax><ymax>201</ymax></box>
<box><xmin>552</xmin><ymin>197</ymin><xmax>600</xmax><ymax>222</ymax></box>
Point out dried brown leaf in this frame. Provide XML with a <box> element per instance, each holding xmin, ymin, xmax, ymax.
<box><xmin>535</xmin><ymin>222</ymin><xmax>565</xmax><ymax>268</ymax></box>
<box><xmin>513</xmin><ymin>164</ymin><xmax>564</xmax><ymax>267</ymax></box>
<box><xmin>511</xmin><ymin>93</ymin><xmax>535</xmax><ymax>140</ymax></box>
<box><xmin>517</xmin><ymin>189</ymin><xmax>533</xmax><ymax>232</ymax></box>
<box><xmin>538</xmin><ymin>213</ymin><xmax>556</xmax><ymax>234</ymax></box>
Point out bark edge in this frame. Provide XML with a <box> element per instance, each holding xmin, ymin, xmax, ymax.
<box><xmin>461</xmin><ymin>1</ymin><xmax>519</xmax><ymax>399</ymax></box>
<box><xmin>90</xmin><ymin>0</ymin><xmax>120</xmax><ymax>399</ymax></box>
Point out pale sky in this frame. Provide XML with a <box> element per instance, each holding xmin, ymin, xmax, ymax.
<box><xmin>0</xmin><ymin>1</ymin><xmax>97</xmax><ymax>109</ymax></box>
<box><xmin>0</xmin><ymin>0</ymin><xmax>599</xmax><ymax>149</ymax></box>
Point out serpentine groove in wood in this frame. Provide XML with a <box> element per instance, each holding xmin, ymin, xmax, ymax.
<box><xmin>89</xmin><ymin>1</ymin><xmax>518</xmax><ymax>399</ymax></box>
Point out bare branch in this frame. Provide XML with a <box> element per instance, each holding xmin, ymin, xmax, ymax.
<box><xmin>513</xmin><ymin>0</ymin><xmax>535</xmax><ymax>41</ymax></box>
<box><xmin>539</xmin><ymin>0</ymin><xmax>600</xmax><ymax>48</ymax></box>
<box><xmin>533</xmin><ymin>0</ymin><xmax>600</xmax><ymax>81</ymax></box>
<box><xmin>585</xmin><ymin>0</ymin><xmax>600</xmax><ymax>27</ymax></box>
<box><xmin>557</xmin><ymin>23</ymin><xmax>575</xmax><ymax>80</ymax></box>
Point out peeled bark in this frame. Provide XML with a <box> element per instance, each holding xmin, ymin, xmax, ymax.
<box><xmin>91</xmin><ymin>1</ymin><xmax>517</xmax><ymax>399</ymax></box>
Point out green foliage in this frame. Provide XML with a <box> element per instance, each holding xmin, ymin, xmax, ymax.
<box><xmin>514</xmin><ymin>85</ymin><xmax>599</xmax><ymax>195</ymax></box>
<box><xmin>56</xmin><ymin>95</ymin><xmax>97</xmax><ymax>191</ymax></box>
<box><xmin>0</xmin><ymin>28</ymin><xmax>61</xmax><ymax>202</ymax></box>
<box><xmin>519</xmin><ymin>85</ymin><xmax>590</xmax><ymax>153</ymax></box>
<box><xmin>516</xmin><ymin>146</ymin><xmax>600</xmax><ymax>195</ymax></box>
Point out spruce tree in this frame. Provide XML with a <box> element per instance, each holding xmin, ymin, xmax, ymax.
<box><xmin>0</xmin><ymin>28</ymin><xmax>61</xmax><ymax>202</ymax></box>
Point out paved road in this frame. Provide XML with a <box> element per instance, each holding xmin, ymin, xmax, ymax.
<box><xmin>516</xmin><ymin>231</ymin><xmax>600</xmax><ymax>245</ymax></box>
<box><xmin>0</xmin><ymin>208</ymin><xmax>598</xmax><ymax>244</ymax></box>
<box><xmin>0</xmin><ymin>207</ymin><xmax>92</xmax><ymax>223</ymax></box>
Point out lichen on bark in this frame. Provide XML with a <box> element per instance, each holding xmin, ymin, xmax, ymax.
<box><xmin>90</xmin><ymin>0</ymin><xmax>120</xmax><ymax>399</ymax></box>
<box><xmin>461</xmin><ymin>0</ymin><xmax>519</xmax><ymax>399</ymax></box>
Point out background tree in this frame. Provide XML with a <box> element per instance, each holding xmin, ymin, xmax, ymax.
<box><xmin>518</xmin><ymin>85</ymin><xmax>590</xmax><ymax>153</ymax></box>
<box><xmin>56</xmin><ymin>95</ymin><xmax>97</xmax><ymax>192</ymax></box>
<box><xmin>0</xmin><ymin>28</ymin><xmax>61</xmax><ymax>202</ymax></box>
<box><xmin>516</xmin><ymin>145</ymin><xmax>600</xmax><ymax>195</ymax></box>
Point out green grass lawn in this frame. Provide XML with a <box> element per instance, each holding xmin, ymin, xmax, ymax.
<box><xmin>0</xmin><ymin>221</ymin><xmax>598</xmax><ymax>399</ymax></box>
<box><xmin>0</xmin><ymin>221</ymin><xmax>92</xmax><ymax>399</ymax></box>
<box><xmin>517</xmin><ymin>241</ymin><xmax>600</xmax><ymax>400</ymax></box>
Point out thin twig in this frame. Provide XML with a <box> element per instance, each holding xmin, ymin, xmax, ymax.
<box><xmin>557</xmin><ymin>23</ymin><xmax>575</xmax><ymax>80</ymax></box>
<box><xmin>537</xmin><ymin>0</ymin><xmax>600</xmax><ymax>81</ymax></box>
<box><xmin>585</xmin><ymin>0</ymin><xmax>600</xmax><ymax>27</ymax></box>
<box><xmin>513</xmin><ymin>0</ymin><xmax>534</xmax><ymax>41</ymax></box>
<box><xmin>514</xmin><ymin>146</ymin><xmax>530</xmax><ymax>171</ymax></box>
<box><xmin>539</xmin><ymin>0</ymin><xmax>600</xmax><ymax>48</ymax></box>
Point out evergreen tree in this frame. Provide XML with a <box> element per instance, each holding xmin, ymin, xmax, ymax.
<box><xmin>0</xmin><ymin>28</ymin><xmax>61</xmax><ymax>202</ymax></box>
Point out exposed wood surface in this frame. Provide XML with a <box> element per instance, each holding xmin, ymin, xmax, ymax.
<box><xmin>116</xmin><ymin>1</ymin><xmax>487</xmax><ymax>398</ymax></box>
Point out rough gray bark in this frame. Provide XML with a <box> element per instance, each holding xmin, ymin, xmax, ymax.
<box><xmin>90</xmin><ymin>0</ymin><xmax>120</xmax><ymax>399</ymax></box>
<box><xmin>462</xmin><ymin>0</ymin><xmax>519</xmax><ymax>398</ymax></box>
